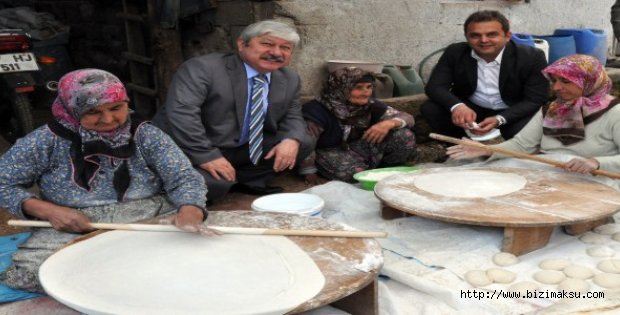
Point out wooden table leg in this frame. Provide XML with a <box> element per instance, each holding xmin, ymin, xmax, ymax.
<box><xmin>563</xmin><ymin>216</ymin><xmax>612</xmax><ymax>235</ymax></box>
<box><xmin>502</xmin><ymin>226</ymin><xmax>554</xmax><ymax>256</ymax></box>
<box><xmin>331</xmin><ymin>278</ymin><xmax>378</xmax><ymax>315</ymax></box>
<box><xmin>381</xmin><ymin>204</ymin><xmax>412</xmax><ymax>220</ymax></box>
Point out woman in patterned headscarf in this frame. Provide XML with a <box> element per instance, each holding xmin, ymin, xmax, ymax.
<box><xmin>0</xmin><ymin>69</ymin><xmax>210</xmax><ymax>293</ymax></box>
<box><xmin>300</xmin><ymin>67</ymin><xmax>417</xmax><ymax>183</ymax></box>
<box><xmin>447</xmin><ymin>54</ymin><xmax>620</xmax><ymax>179</ymax></box>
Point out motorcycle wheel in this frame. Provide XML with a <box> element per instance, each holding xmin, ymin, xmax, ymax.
<box><xmin>5</xmin><ymin>93</ymin><xmax>34</xmax><ymax>143</ymax></box>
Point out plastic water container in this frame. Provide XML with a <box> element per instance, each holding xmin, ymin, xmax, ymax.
<box><xmin>534</xmin><ymin>35</ymin><xmax>576</xmax><ymax>64</ymax></box>
<box><xmin>533</xmin><ymin>38</ymin><xmax>550</xmax><ymax>63</ymax></box>
<box><xmin>511</xmin><ymin>33</ymin><xmax>535</xmax><ymax>47</ymax></box>
<box><xmin>553</xmin><ymin>28</ymin><xmax>608</xmax><ymax>65</ymax></box>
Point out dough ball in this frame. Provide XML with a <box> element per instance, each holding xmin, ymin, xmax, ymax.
<box><xmin>557</xmin><ymin>278</ymin><xmax>590</xmax><ymax>293</ymax></box>
<box><xmin>592</xmin><ymin>273</ymin><xmax>620</xmax><ymax>289</ymax></box>
<box><xmin>493</xmin><ymin>252</ymin><xmax>519</xmax><ymax>266</ymax></box>
<box><xmin>539</xmin><ymin>258</ymin><xmax>571</xmax><ymax>270</ymax></box>
<box><xmin>579</xmin><ymin>232</ymin><xmax>608</xmax><ymax>244</ymax></box>
<box><xmin>508</xmin><ymin>281</ymin><xmax>540</xmax><ymax>295</ymax></box>
<box><xmin>533</xmin><ymin>270</ymin><xmax>566</xmax><ymax>284</ymax></box>
<box><xmin>613</xmin><ymin>232</ymin><xmax>620</xmax><ymax>242</ymax></box>
<box><xmin>563</xmin><ymin>265</ymin><xmax>594</xmax><ymax>279</ymax></box>
<box><xmin>465</xmin><ymin>270</ymin><xmax>492</xmax><ymax>287</ymax></box>
<box><xmin>586</xmin><ymin>246</ymin><xmax>615</xmax><ymax>258</ymax></box>
<box><xmin>593</xmin><ymin>223</ymin><xmax>620</xmax><ymax>235</ymax></box>
<box><xmin>596</xmin><ymin>259</ymin><xmax>620</xmax><ymax>273</ymax></box>
<box><xmin>486</xmin><ymin>268</ymin><xmax>516</xmax><ymax>284</ymax></box>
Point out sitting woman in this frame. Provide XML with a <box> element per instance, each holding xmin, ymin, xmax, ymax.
<box><xmin>300</xmin><ymin>67</ymin><xmax>416</xmax><ymax>183</ymax></box>
<box><xmin>0</xmin><ymin>69</ymin><xmax>208</xmax><ymax>293</ymax></box>
<box><xmin>447</xmin><ymin>54</ymin><xmax>620</xmax><ymax>187</ymax></box>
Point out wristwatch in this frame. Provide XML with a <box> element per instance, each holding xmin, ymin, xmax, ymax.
<box><xmin>495</xmin><ymin>115</ymin><xmax>507</xmax><ymax>127</ymax></box>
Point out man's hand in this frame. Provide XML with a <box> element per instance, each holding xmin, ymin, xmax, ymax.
<box><xmin>451</xmin><ymin>104</ymin><xmax>477</xmax><ymax>128</ymax></box>
<box><xmin>563</xmin><ymin>157</ymin><xmax>600</xmax><ymax>175</ymax></box>
<box><xmin>471</xmin><ymin>116</ymin><xmax>499</xmax><ymax>135</ymax></box>
<box><xmin>264</xmin><ymin>138</ymin><xmax>300</xmax><ymax>172</ymax></box>
<box><xmin>200</xmin><ymin>157</ymin><xmax>236</xmax><ymax>181</ymax></box>
<box><xmin>363</xmin><ymin>120</ymin><xmax>398</xmax><ymax>144</ymax></box>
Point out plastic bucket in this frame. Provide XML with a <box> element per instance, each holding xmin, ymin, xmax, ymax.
<box><xmin>533</xmin><ymin>38</ymin><xmax>549</xmax><ymax>63</ymax></box>
<box><xmin>553</xmin><ymin>28</ymin><xmax>608</xmax><ymax>65</ymax></box>
<box><xmin>534</xmin><ymin>35</ymin><xmax>576</xmax><ymax>64</ymax></box>
<box><xmin>511</xmin><ymin>33</ymin><xmax>535</xmax><ymax>47</ymax></box>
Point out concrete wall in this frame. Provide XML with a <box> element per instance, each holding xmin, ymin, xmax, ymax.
<box><xmin>271</xmin><ymin>0</ymin><xmax>617</xmax><ymax>97</ymax></box>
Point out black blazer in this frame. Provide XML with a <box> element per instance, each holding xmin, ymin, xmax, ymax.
<box><xmin>424</xmin><ymin>41</ymin><xmax>549</xmax><ymax>123</ymax></box>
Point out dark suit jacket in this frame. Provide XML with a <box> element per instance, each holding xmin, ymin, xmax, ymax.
<box><xmin>152</xmin><ymin>52</ymin><xmax>306</xmax><ymax>165</ymax></box>
<box><xmin>424</xmin><ymin>41</ymin><xmax>549</xmax><ymax>123</ymax></box>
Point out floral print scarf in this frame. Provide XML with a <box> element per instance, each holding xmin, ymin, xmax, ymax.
<box><xmin>542</xmin><ymin>54</ymin><xmax>612</xmax><ymax>145</ymax></box>
<box><xmin>49</xmin><ymin>69</ymin><xmax>133</xmax><ymax>200</ymax></box>
<box><xmin>317</xmin><ymin>67</ymin><xmax>376</xmax><ymax>143</ymax></box>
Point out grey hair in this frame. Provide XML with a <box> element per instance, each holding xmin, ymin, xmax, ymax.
<box><xmin>239</xmin><ymin>20</ymin><xmax>300</xmax><ymax>47</ymax></box>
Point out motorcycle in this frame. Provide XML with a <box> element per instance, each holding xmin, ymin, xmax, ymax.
<box><xmin>0</xmin><ymin>29</ymin><xmax>58</xmax><ymax>143</ymax></box>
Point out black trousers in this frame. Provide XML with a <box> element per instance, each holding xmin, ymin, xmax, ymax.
<box><xmin>198</xmin><ymin>136</ymin><xmax>313</xmax><ymax>201</ymax></box>
<box><xmin>420</xmin><ymin>100</ymin><xmax>535</xmax><ymax>140</ymax></box>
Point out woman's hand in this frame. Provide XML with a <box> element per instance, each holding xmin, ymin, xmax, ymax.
<box><xmin>446</xmin><ymin>141</ymin><xmax>493</xmax><ymax>160</ymax></box>
<box><xmin>173</xmin><ymin>205</ymin><xmax>220</xmax><ymax>236</ymax></box>
<box><xmin>22</xmin><ymin>198</ymin><xmax>94</xmax><ymax>233</ymax></box>
<box><xmin>363</xmin><ymin>120</ymin><xmax>398</xmax><ymax>144</ymax></box>
<box><xmin>563</xmin><ymin>157</ymin><xmax>599</xmax><ymax>175</ymax></box>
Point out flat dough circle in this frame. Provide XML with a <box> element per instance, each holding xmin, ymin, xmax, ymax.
<box><xmin>539</xmin><ymin>258</ymin><xmax>571</xmax><ymax>270</ymax></box>
<box><xmin>40</xmin><ymin>231</ymin><xmax>326</xmax><ymax>315</ymax></box>
<box><xmin>465</xmin><ymin>270</ymin><xmax>492</xmax><ymax>287</ymax></box>
<box><xmin>533</xmin><ymin>270</ymin><xmax>566</xmax><ymax>284</ymax></box>
<box><xmin>493</xmin><ymin>252</ymin><xmax>519</xmax><ymax>266</ymax></box>
<box><xmin>597</xmin><ymin>259</ymin><xmax>620</xmax><ymax>273</ymax></box>
<box><xmin>563</xmin><ymin>265</ymin><xmax>594</xmax><ymax>279</ymax></box>
<box><xmin>593</xmin><ymin>273</ymin><xmax>620</xmax><ymax>288</ymax></box>
<box><xmin>413</xmin><ymin>170</ymin><xmax>527</xmax><ymax>198</ymax></box>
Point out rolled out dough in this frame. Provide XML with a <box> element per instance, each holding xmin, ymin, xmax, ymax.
<box><xmin>40</xmin><ymin>231</ymin><xmax>326</xmax><ymax>315</ymax></box>
<box><xmin>413</xmin><ymin>170</ymin><xmax>526</xmax><ymax>198</ymax></box>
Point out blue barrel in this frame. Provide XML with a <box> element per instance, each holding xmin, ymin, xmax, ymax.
<box><xmin>553</xmin><ymin>28</ymin><xmax>608</xmax><ymax>65</ymax></box>
<box><xmin>534</xmin><ymin>35</ymin><xmax>576</xmax><ymax>64</ymax></box>
<box><xmin>511</xmin><ymin>33</ymin><xmax>535</xmax><ymax>47</ymax></box>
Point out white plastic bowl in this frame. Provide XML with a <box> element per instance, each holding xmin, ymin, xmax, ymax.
<box><xmin>326</xmin><ymin>60</ymin><xmax>385</xmax><ymax>73</ymax></box>
<box><xmin>251</xmin><ymin>193</ymin><xmax>325</xmax><ymax>216</ymax></box>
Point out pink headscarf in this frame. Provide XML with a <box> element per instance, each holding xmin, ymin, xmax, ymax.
<box><xmin>542</xmin><ymin>54</ymin><xmax>612</xmax><ymax>145</ymax></box>
<box><xmin>51</xmin><ymin>68</ymin><xmax>130</xmax><ymax>147</ymax></box>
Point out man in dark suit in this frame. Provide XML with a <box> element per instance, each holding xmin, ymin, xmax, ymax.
<box><xmin>421</xmin><ymin>10</ymin><xmax>549</xmax><ymax>139</ymax></box>
<box><xmin>152</xmin><ymin>20</ymin><xmax>311</xmax><ymax>200</ymax></box>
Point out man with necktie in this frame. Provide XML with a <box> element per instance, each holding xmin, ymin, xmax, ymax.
<box><xmin>152</xmin><ymin>20</ymin><xmax>311</xmax><ymax>200</ymax></box>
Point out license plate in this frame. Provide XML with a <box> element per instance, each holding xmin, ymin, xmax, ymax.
<box><xmin>0</xmin><ymin>52</ymin><xmax>39</xmax><ymax>73</ymax></box>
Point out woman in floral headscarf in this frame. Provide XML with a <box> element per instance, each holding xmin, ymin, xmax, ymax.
<box><xmin>300</xmin><ymin>67</ymin><xmax>417</xmax><ymax>184</ymax></box>
<box><xmin>447</xmin><ymin>54</ymin><xmax>620</xmax><ymax>180</ymax></box>
<box><xmin>0</xmin><ymin>69</ymin><xmax>209</xmax><ymax>293</ymax></box>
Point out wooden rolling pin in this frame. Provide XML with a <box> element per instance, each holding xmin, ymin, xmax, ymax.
<box><xmin>7</xmin><ymin>220</ymin><xmax>387</xmax><ymax>238</ymax></box>
<box><xmin>430</xmin><ymin>132</ymin><xmax>620</xmax><ymax>180</ymax></box>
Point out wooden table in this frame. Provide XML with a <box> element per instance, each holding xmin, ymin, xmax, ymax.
<box><xmin>1</xmin><ymin>211</ymin><xmax>382</xmax><ymax>315</ymax></box>
<box><xmin>375</xmin><ymin>167</ymin><xmax>620</xmax><ymax>256</ymax></box>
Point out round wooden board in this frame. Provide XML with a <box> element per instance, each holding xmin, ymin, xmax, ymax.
<box><xmin>375</xmin><ymin>167</ymin><xmax>620</xmax><ymax>227</ymax></box>
<box><xmin>60</xmin><ymin>210</ymin><xmax>382</xmax><ymax>314</ymax></box>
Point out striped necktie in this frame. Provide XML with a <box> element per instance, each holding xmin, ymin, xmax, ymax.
<box><xmin>249</xmin><ymin>74</ymin><xmax>266</xmax><ymax>165</ymax></box>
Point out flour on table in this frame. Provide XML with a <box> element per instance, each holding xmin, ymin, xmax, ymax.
<box><xmin>413</xmin><ymin>170</ymin><xmax>526</xmax><ymax>198</ymax></box>
<box><xmin>557</xmin><ymin>278</ymin><xmax>590</xmax><ymax>293</ymax></box>
<box><xmin>593</xmin><ymin>223</ymin><xmax>620</xmax><ymax>235</ymax></box>
<box><xmin>579</xmin><ymin>231</ymin><xmax>609</xmax><ymax>245</ymax></box>
<box><xmin>586</xmin><ymin>246</ymin><xmax>615</xmax><ymax>258</ymax></box>
<box><xmin>593</xmin><ymin>273</ymin><xmax>620</xmax><ymax>288</ymax></box>
<box><xmin>613</xmin><ymin>232</ymin><xmax>620</xmax><ymax>241</ymax></box>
